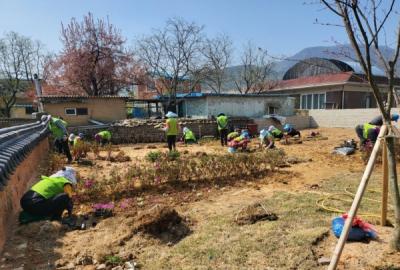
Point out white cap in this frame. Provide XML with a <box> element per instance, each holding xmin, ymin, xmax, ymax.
<box><xmin>165</xmin><ymin>111</ymin><xmax>178</xmax><ymax>118</ymax></box>
<box><xmin>51</xmin><ymin>167</ymin><xmax>77</xmax><ymax>185</ymax></box>
<box><xmin>183</xmin><ymin>127</ymin><xmax>189</xmax><ymax>133</ymax></box>
<box><xmin>41</xmin><ymin>115</ymin><xmax>48</xmax><ymax>122</ymax></box>
<box><xmin>268</xmin><ymin>125</ymin><xmax>275</xmax><ymax>132</ymax></box>
<box><xmin>68</xmin><ymin>133</ymin><xmax>76</xmax><ymax>141</ymax></box>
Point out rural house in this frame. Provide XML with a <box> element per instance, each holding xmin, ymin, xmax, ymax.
<box><xmin>40</xmin><ymin>95</ymin><xmax>128</xmax><ymax>126</ymax></box>
<box><xmin>267</xmin><ymin>57</ymin><xmax>400</xmax><ymax>109</ymax></box>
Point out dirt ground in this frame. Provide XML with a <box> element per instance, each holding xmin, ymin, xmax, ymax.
<box><xmin>1</xmin><ymin>127</ymin><xmax>400</xmax><ymax>270</ymax></box>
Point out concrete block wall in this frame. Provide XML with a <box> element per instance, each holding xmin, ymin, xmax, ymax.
<box><xmin>308</xmin><ymin>108</ymin><xmax>400</xmax><ymax>128</ymax></box>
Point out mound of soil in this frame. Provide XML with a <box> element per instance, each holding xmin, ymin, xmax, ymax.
<box><xmin>235</xmin><ymin>203</ymin><xmax>278</xmax><ymax>225</ymax></box>
<box><xmin>133</xmin><ymin>205</ymin><xmax>190</xmax><ymax>244</ymax></box>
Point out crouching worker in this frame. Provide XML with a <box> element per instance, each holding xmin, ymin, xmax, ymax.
<box><xmin>283</xmin><ymin>124</ymin><xmax>301</xmax><ymax>137</ymax></box>
<box><xmin>268</xmin><ymin>125</ymin><xmax>283</xmax><ymax>140</ymax></box>
<box><xmin>355</xmin><ymin>123</ymin><xmax>380</xmax><ymax>146</ymax></box>
<box><xmin>182</xmin><ymin>127</ymin><xmax>196</xmax><ymax>144</ymax></box>
<box><xmin>20</xmin><ymin>167</ymin><xmax>77</xmax><ymax>222</ymax></box>
<box><xmin>228</xmin><ymin>129</ymin><xmax>250</xmax><ymax>152</ymax></box>
<box><xmin>260</xmin><ymin>129</ymin><xmax>275</xmax><ymax>149</ymax></box>
<box><xmin>94</xmin><ymin>130</ymin><xmax>112</xmax><ymax>146</ymax></box>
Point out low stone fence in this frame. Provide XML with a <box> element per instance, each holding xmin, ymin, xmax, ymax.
<box><xmin>69</xmin><ymin>117</ymin><xmax>255</xmax><ymax>144</ymax></box>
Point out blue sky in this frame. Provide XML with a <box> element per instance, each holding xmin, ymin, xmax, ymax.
<box><xmin>0</xmin><ymin>0</ymin><xmax>388</xmax><ymax>63</ymax></box>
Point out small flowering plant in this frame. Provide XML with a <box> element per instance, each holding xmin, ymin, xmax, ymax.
<box><xmin>93</xmin><ymin>202</ymin><xmax>115</xmax><ymax>210</ymax></box>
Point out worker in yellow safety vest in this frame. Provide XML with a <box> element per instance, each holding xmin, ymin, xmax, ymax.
<box><xmin>95</xmin><ymin>131</ymin><xmax>112</xmax><ymax>146</ymax></box>
<box><xmin>217</xmin><ymin>113</ymin><xmax>229</xmax><ymax>146</ymax></box>
<box><xmin>182</xmin><ymin>127</ymin><xmax>196</xmax><ymax>144</ymax></box>
<box><xmin>20</xmin><ymin>167</ymin><xmax>77</xmax><ymax>221</ymax></box>
<box><xmin>42</xmin><ymin>115</ymin><xmax>72</xmax><ymax>163</ymax></box>
<box><xmin>164</xmin><ymin>111</ymin><xmax>180</xmax><ymax>151</ymax></box>
<box><xmin>355</xmin><ymin>123</ymin><xmax>380</xmax><ymax>146</ymax></box>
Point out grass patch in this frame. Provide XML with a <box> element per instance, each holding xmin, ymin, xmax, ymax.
<box><xmin>138</xmin><ymin>171</ymin><xmax>395</xmax><ymax>269</ymax></box>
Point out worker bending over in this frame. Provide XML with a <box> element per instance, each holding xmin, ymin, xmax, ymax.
<box><xmin>20</xmin><ymin>167</ymin><xmax>77</xmax><ymax>221</ymax></box>
<box><xmin>283</xmin><ymin>124</ymin><xmax>301</xmax><ymax>137</ymax></box>
<box><xmin>43</xmin><ymin>115</ymin><xmax>72</xmax><ymax>163</ymax></box>
<box><xmin>369</xmin><ymin>113</ymin><xmax>399</xmax><ymax>126</ymax></box>
<box><xmin>227</xmin><ymin>129</ymin><xmax>250</xmax><ymax>151</ymax></box>
<box><xmin>355</xmin><ymin>123</ymin><xmax>380</xmax><ymax>146</ymax></box>
<box><xmin>182</xmin><ymin>127</ymin><xmax>196</xmax><ymax>144</ymax></box>
<box><xmin>268</xmin><ymin>125</ymin><xmax>283</xmax><ymax>139</ymax></box>
<box><xmin>95</xmin><ymin>130</ymin><xmax>112</xmax><ymax>146</ymax></box>
<box><xmin>259</xmin><ymin>129</ymin><xmax>275</xmax><ymax>149</ymax></box>
<box><xmin>217</xmin><ymin>113</ymin><xmax>229</xmax><ymax>146</ymax></box>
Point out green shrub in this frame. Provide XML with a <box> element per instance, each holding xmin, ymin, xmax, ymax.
<box><xmin>146</xmin><ymin>150</ymin><xmax>162</xmax><ymax>162</ymax></box>
<box><xmin>167</xmin><ymin>150</ymin><xmax>180</xmax><ymax>161</ymax></box>
<box><xmin>104</xmin><ymin>255</ymin><xmax>122</xmax><ymax>266</ymax></box>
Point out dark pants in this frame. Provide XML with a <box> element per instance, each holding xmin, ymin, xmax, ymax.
<box><xmin>220</xmin><ymin>129</ymin><xmax>228</xmax><ymax>146</ymax></box>
<box><xmin>20</xmin><ymin>190</ymin><xmax>72</xmax><ymax>220</ymax></box>
<box><xmin>287</xmin><ymin>129</ymin><xmax>301</xmax><ymax>137</ymax></box>
<box><xmin>167</xmin><ymin>135</ymin><xmax>176</xmax><ymax>151</ymax></box>
<box><xmin>55</xmin><ymin>138</ymin><xmax>72</xmax><ymax>162</ymax></box>
<box><xmin>100</xmin><ymin>138</ymin><xmax>109</xmax><ymax>146</ymax></box>
<box><xmin>355</xmin><ymin>125</ymin><xmax>365</xmax><ymax>145</ymax></box>
<box><xmin>184</xmin><ymin>138</ymin><xmax>196</xmax><ymax>144</ymax></box>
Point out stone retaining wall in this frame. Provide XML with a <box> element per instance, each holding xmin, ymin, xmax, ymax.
<box><xmin>69</xmin><ymin>118</ymin><xmax>255</xmax><ymax>143</ymax></box>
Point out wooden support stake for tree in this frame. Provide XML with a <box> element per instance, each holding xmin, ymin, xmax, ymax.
<box><xmin>328</xmin><ymin>125</ymin><xmax>388</xmax><ymax>270</ymax></box>
<box><xmin>382</xmin><ymin>138</ymin><xmax>389</xmax><ymax>226</ymax></box>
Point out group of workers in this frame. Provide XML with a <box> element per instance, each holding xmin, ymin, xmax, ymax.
<box><xmin>216</xmin><ymin>113</ymin><xmax>301</xmax><ymax>152</ymax></box>
<box><xmin>42</xmin><ymin>115</ymin><xmax>112</xmax><ymax>163</ymax></box>
<box><xmin>19</xmin><ymin>110</ymin><xmax>399</xmax><ymax>225</ymax></box>
<box><xmin>19</xmin><ymin>116</ymin><xmax>113</xmax><ymax>222</ymax></box>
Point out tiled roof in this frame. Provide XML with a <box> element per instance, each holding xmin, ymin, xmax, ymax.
<box><xmin>270</xmin><ymin>72</ymin><xmax>354</xmax><ymax>91</ymax></box>
<box><xmin>39</xmin><ymin>95</ymin><xmax>129</xmax><ymax>99</ymax></box>
<box><xmin>268</xmin><ymin>71</ymin><xmax>400</xmax><ymax>92</ymax></box>
<box><xmin>0</xmin><ymin>117</ymin><xmax>50</xmax><ymax>189</ymax></box>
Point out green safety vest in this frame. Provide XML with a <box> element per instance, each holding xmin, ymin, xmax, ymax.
<box><xmin>49</xmin><ymin>117</ymin><xmax>67</xmax><ymax>139</ymax></box>
<box><xmin>98</xmin><ymin>131</ymin><xmax>111</xmax><ymax>140</ymax></box>
<box><xmin>228</xmin><ymin>131</ymin><xmax>239</xmax><ymax>140</ymax></box>
<box><xmin>166</xmin><ymin>118</ymin><xmax>178</xmax><ymax>136</ymax></box>
<box><xmin>73</xmin><ymin>137</ymin><xmax>81</xmax><ymax>147</ymax></box>
<box><xmin>363</xmin><ymin>123</ymin><xmax>376</xmax><ymax>139</ymax></box>
<box><xmin>31</xmin><ymin>176</ymin><xmax>70</xmax><ymax>199</ymax></box>
<box><xmin>271</xmin><ymin>128</ymin><xmax>282</xmax><ymax>137</ymax></box>
<box><xmin>184</xmin><ymin>130</ymin><xmax>196</xmax><ymax>141</ymax></box>
<box><xmin>217</xmin><ymin>115</ymin><xmax>228</xmax><ymax>130</ymax></box>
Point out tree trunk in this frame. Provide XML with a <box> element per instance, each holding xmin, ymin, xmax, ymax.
<box><xmin>4</xmin><ymin>106</ymin><xmax>11</xmax><ymax>118</ymax></box>
<box><xmin>386</xmin><ymin>135</ymin><xmax>400</xmax><ymax>250</ymax></box>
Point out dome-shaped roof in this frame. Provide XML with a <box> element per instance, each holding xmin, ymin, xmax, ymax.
<box><xmin>283</xmin><ymin>57</ymin><xmax>353</xmax><ymax>80</ymax></box>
